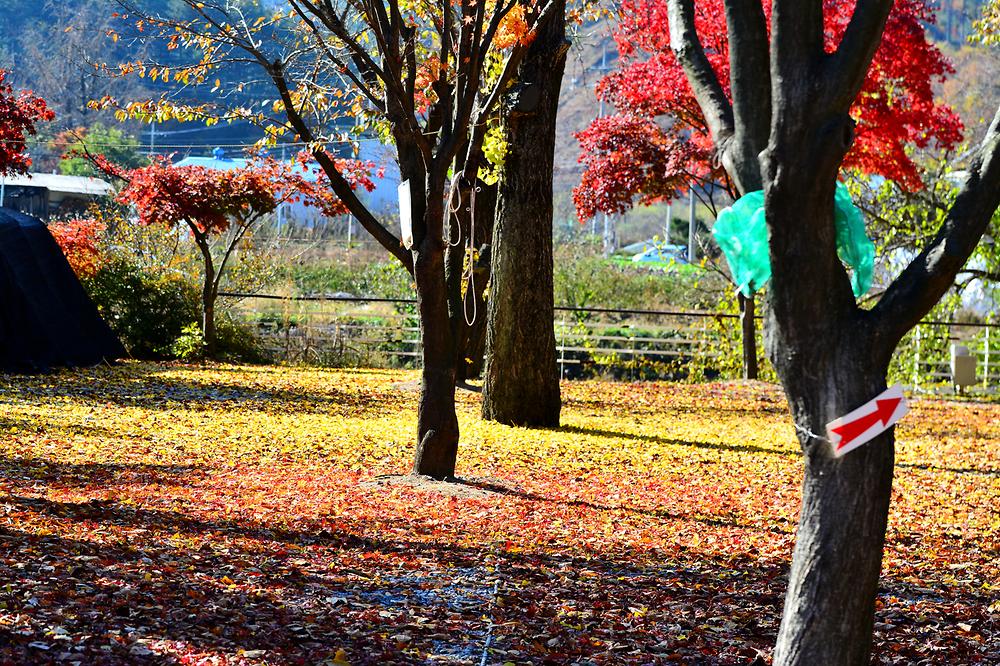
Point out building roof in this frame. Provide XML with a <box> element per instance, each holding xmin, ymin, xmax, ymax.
<box><xmin>0</xmin><ymin>172</ymin><xmax>114</xmax><ymax>197</ymax></box>
<box><xmin>173</xmin><ymin>148</ymin><xmax>323</xmax><ymax>182</ymax></box>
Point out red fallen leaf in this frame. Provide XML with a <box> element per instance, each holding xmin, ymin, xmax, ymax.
<box><xmin>0</xmin><ymin>364</ymin><xmax>995</xmax><ymax>664</ymax></box>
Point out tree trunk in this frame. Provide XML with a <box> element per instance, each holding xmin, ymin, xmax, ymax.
<box><xmin>770</xmin><ymin>347</ymin><xmax>895</xmax><ymax>665</ymax></box>
<box><xmin>739</xmin><ymin>293</ymin><xmax>758</xmax><ymax>380</ymax></box>
<box><xmin>412</xmin><ymin>216</ymin><xmax>460</xmax><ymax>479</ymax></box>
<box><xmin>481</xmin><ymin>0</ymin><xmax>566</xmax><ymax>427</ymax></box>
<box><xmin>195</xmin><ymin>234</ymin><xmax>217</xmax><ymax>356</ymax></box>
<box><xmin>763</xmin><ymin>129</ymin><xmax>895</xmax><ymax>664</ymax></box>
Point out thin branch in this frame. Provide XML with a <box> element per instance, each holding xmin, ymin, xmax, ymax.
<box><xmin>269</xmin><ymin>59</ymin><xmax>414</xmax><ymax>273</ymax></box>
<box><xmin>287</xmin><ymin>1</ymin><xmax>386</xmax><ymax>112</ymax></box>
<box><xmin>958</xmin><ymin>268</ymin><xmax>1000</xmax><ymax>283</ymax></box>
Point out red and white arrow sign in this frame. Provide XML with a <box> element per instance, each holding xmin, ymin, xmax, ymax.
<box><xmin>826</xmin><ymin>384</ymin><xmax>908</xmax><ymax>458</ymax></box>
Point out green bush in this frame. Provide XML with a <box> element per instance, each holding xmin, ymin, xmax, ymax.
<box><xmin>214</xmin><ymin>316</ymin><xmax>271</xmax><ymax>364</ymax></box>
<box><xmin>83</xmin><ymin>260</ymin><xmax>201</xmax><ymax>359</ymax></box>
<box><xmin>84</xmin><ymin>261</ymin><xmax>272</xmax><ymax>363</ymax></box>
<box><xmin>170</xmin><ymin>323</ymin><xmax>207</xmax><ymax>361</ymax></box>
<box><xmin>553</xmin><ymin>248</ymin><xmax>722</xmax><ymax>313</ymax></box>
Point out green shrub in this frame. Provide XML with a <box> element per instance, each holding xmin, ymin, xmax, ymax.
<box><xmin>214</xmin><ymin>316</ymin><xmax>271</xmax><ymax>364</ymax></box>
<box><xmin>170</xmin><ymin>323</ymin><xmax>207</xmax><ymax>361</ymax></box>
<box><xmin>552</xmin><ymin>248</ymin><xmax>722</xmax><ymax>313</ymax></box>
<box><xmin>83</xmin><ymin>260</ymin><xmax>201</xmax><ymax>359</ymax></box>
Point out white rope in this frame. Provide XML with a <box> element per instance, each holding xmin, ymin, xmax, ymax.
<box><xmin>478</xmin><ymin>579</ymin><xmax>500</xmax><ymax>666</ymax></box>
<box><xmin>795</xmin><ymin>423</ymin><xmax>832</xmax><ymax>444</ymax></box>
<box><xmin>463</xmin><ymin>184</ymin><xmax>479</xmax><ymax>327</ymax></box>
<box><xmin>446</xmin><ymin>174</ymin><xmax>464</xmax><ymax>248</ymax></box>
<box><xmin>444</xmin><ymin>172</ymin><xmax>481</xmax><ymax>327</ymax></box>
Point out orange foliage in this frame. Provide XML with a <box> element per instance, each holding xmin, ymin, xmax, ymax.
<box><xmin>48</xmin><ymin>218</ymin><xmax>106</xmax><ymax>278</ymax></box>
<box><xmin>496</xmin><ymin>4</ymin><xmax>535</xmax><ymax>49</ymax></box>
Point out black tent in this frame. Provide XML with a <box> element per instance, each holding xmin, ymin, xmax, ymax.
<box><xmin>0</xmin><ymin>208</ymin><xmax>124</xmax><ymax>372</ymax></box>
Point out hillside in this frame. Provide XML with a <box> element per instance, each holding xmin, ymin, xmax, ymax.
<box><xmin>2</xmin><ymin>1</ymin><xmax>996</xmax><ymax>240</ymax></box>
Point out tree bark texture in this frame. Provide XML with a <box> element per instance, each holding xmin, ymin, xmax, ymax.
<box><xmin>481</xmin><ymin>0</ymin><xmax>566</xmax><ymax>427</ymax></box>
<box><xmin>194</xmin><ymin>233</ymin><xmax>217</xmax><ymax>356</ymax></box>
<box><xmin>412</xmin><ymin>222</ymin><xmax>460</xmax><ymax>479</ymax></box>
<box><xmin>738</xmin><ymin>293</ymin><xmax>758</xmax><ymax>380</ymax></box>
<box><xmin>761</xmin><ymin>5</ymin><xmax>897</xmax><ymax>661</ymax></box>
<box><xmin>764</xmin><ymin>172</ymin><xmax>896</xmax><ymax>665</ymax></box>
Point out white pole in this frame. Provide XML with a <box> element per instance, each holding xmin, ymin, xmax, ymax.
<box><xmin>0</xmin><ymin>176</ymin><xmax>5</xmax><ymax>208</ymax></box>
<box><xmin>277</xmin><ymin>145</ymin><xmax>287</xmax><ymax>232</ymax></box>
<box><xmin>665</xmin><ymin>202</ymin><xmax>672</xmax><ymax>243</ymax></box>
<box><xmin>688</xmin><ymin>188</ymin><xmax>696</xmax><ymax>263</ymax></box>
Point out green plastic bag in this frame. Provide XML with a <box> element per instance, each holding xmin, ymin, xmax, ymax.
<box><xmin>712</xmin><ymin>190</ymin><xmax>769</xmax><ymax>298</ymax></box>
<box><xmin>833</xmin><ymin>183</ymin><xmax>876</xmax><ymax>298</ymax></box>
<box><xmin>711</xmin><ymin>183</ymin><xmax>875</xmax><ymax>298</ymax></box>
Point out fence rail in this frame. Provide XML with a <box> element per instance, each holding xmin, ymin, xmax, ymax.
<box><xmin>220</xmin><ymin>292</ymin><xmax>999</xmax><ymax>390</ymax></box>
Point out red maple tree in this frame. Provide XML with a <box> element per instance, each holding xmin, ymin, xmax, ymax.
<box><xmin>48</xmin><ymin>218</ymin><xmax>106</xmax><ymax>278</ymax></box>
<box><xmin>0</xmin><ymin>69</ymin><xmax>54</xmax><ymax>175</ymax></box>
<box><xmin>574</xmin><ymin>0</ymin><xmax>964</xmax><ymax>220</ymax></box>
<box><xmin>105</xmin><ymin>154</ymin><xmax>377</xmax><ymax>351</ymax></box>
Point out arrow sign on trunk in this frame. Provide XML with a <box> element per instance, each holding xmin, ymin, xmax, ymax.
<box><xmin>826</xmin><ymin>384</ymin><xmax>908</xmax><ymax>458</ymax></box>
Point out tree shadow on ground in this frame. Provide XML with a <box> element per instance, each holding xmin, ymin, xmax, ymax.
<box><xmin>1</xmin><ymin>363</ymin><xmax>408</xmax><ymax>416</ymax></box>
<box><xmin>555</xmin><ymin>424</ymin><xmax>798</xmax><ymax>458</ymax></box>
<box><xmin>449</xmin><ymin>477</ymin><xmax>796</xmax><ymax>534</ymax></box>
<box><xmin>0</xmin><ymin>486</ymin><xmax>789</xmax><ymax>665</ymax></box>
<box><xmin>896</xmin><ymin>461</ymin><xmax>1000</xmax><ymax>477</ymax></box>
<box><xmin>1</xmin><ymin>464</ymin><xmax>993</xmax><ymax>665</ymax></box>
<box><xmin>0</xmin><ymin>458</ymin><xmax>206</xmax><ymax>489</ymax></box>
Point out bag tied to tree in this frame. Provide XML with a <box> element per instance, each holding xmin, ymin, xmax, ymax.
<box><xmin>711</xmin><ymin>183</ymin><xmax>875</xmax><ymax>299</ymax></box>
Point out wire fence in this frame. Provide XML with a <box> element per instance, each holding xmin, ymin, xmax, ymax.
<box><xmin>221</xmin><ymin>292</ymin><xmax>1000</xmax><ymax>392</ymax></box>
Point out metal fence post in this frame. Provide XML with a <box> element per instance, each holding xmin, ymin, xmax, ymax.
<box><xmin>558</xmin><ymin>319</ymin><xmax>566</xmax><ymax>380</ymax></box>
<box><xmin>984</xmin><ymin>326</ymin><xmax>991</xmax><ymax>389</ymax></box>
<box><xmin>628</xmin><ymin>335</ymin><xmax>635</xmax><ymax>381</ymax></box>
<box><xmin>912</xmin><ymin>325</ymin><xmax>922</xmax><ymax>390</ymax></box>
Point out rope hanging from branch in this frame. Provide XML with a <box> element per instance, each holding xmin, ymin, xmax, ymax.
<box><xmin>445</xmin><ymin>173</ymin><xmax>480</xmax><ymax>327</ymax></box>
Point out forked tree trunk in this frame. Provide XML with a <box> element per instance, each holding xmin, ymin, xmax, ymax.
<box><xmin>412</xmin><ymin>210</ymin><xmax>461</xmax><ymax>479</ymax></box>
<box><xmin>664</xmin><ymin>0</ymin><xmax>1000</xmax><ymax>661</ymax></box>
<box><xmin>481</xmin><ymin>0</ymin><xmax>566</xmax><ymax>426</ymax></box>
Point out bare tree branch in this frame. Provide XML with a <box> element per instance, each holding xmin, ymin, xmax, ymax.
<box><xmin>825</xmin><ymin>0</ymin><xmax>893</xmax><ymax>110</ymax></box>
<box><xmin>722</xmin><ymin>0</ymin><xmax>769</xmax><ymax>193</ymax></box>
<box><xmin>268</xmin><ymin>59</ymin><xmax>414</xmax><ymax>273</ymax></box>
<box><xmin>871</xmin><ymin>106</ymin><xmax>1000</xmax><ymax>344</ymax></box>
<box><xmin>666</xmin><ymin>0</ymin><xmax>734</xmax><ymax>144</ymax></box>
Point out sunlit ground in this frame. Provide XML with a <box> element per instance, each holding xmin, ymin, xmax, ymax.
<box><xmin>0</xmin><ymin>362</ymin><xmax>996</xmax><ymax>664</ymax></box>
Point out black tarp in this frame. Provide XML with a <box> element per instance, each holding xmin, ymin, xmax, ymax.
<box><xmin>0</xmin><ymin>208</ymin><xmax>125</xmax><ymax>372</ymax></box>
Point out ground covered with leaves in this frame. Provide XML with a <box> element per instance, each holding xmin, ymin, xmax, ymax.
<box><xmin>0</xmin><ymin>363</ymin><xmax>996</xmax><ymax>665</ymax></box>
